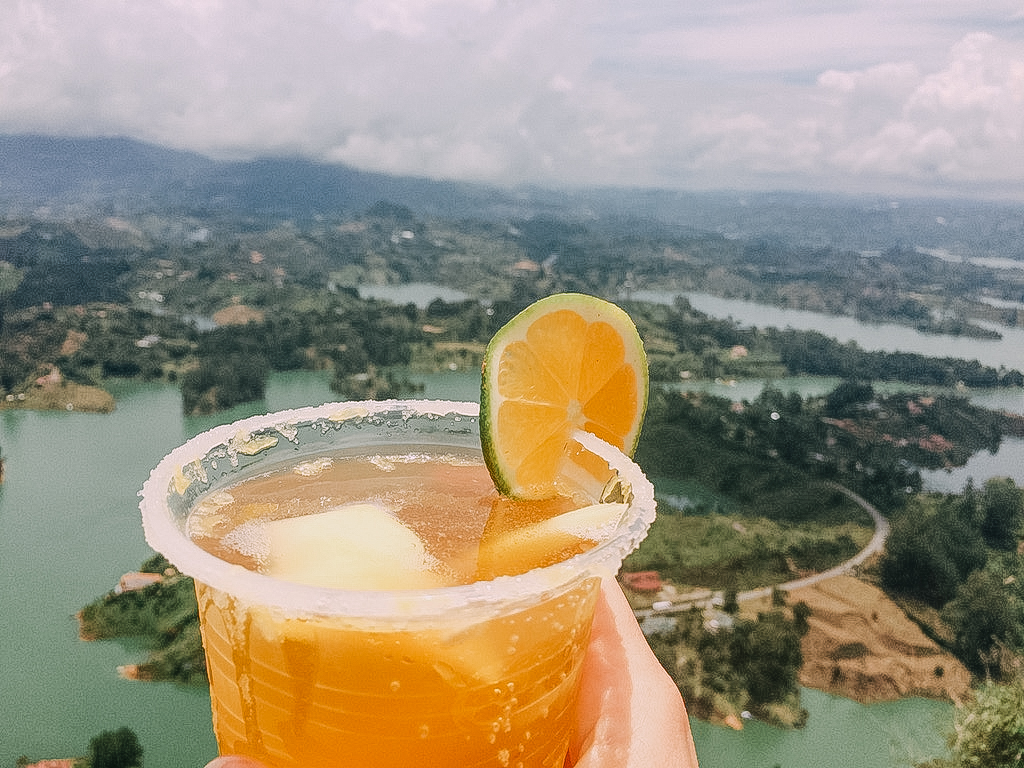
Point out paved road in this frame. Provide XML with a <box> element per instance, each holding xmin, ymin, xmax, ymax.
<box><xmin>634</xmin><ymin>482</ymin><xmax>889</xmax><ymax>618</ymax></box>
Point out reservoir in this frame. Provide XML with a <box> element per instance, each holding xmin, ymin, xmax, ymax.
<box><xmin>1</xmin><ymin>369</ymin><xmax>954</xmax><ymax>768</ymax></box>
<box><xmin>11</xmin><ymin>285</ymin><xmax>1024</xmax><ymax>768</ymax></box>
<box><xmin>635</xmin><ymin>289</ymin><xmax>1024</xmax><ymax>372</ymax></box>
<box><xmin>639</xmin><ymin>289</ymin><xmax>1024</xmax><ymax>491</ymax></box>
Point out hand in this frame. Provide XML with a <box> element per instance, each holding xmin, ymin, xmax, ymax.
<box><xmin>566</xmin><ymin>577</ymin><xmax>700</xmax><ymax>767</ymax></box>
<box><xmin>206</xmin><ymin>579</ymin><xmax>700</xmax><ymax>768</ymax></box>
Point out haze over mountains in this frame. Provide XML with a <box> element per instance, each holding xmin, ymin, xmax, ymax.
<box><xmin>2</xmin><ymin>134</ymin><xmax>1023</xmax><ymax>260</ymax></box>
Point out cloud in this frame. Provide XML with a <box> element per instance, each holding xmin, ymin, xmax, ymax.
<box><xmin>1</xmin><ymin>1</ymin><xmax>1024</xmax><ymax>197</ymax></box>
<box><xmin>821</xmin><ymin>33</ymin><xmax>1024</xmax><ymax>184</ymax></box>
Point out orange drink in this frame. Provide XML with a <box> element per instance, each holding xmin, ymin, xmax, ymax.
<box><xmin>140</xmin><ymin>400</ymin><xmax>655</xmax><ymax>768</ymax></box>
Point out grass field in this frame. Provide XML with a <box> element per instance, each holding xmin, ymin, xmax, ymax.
<box><xmin>625</xmin><ymin>506</ymin><xmax>872</xmax><ymax>591</ymax></box>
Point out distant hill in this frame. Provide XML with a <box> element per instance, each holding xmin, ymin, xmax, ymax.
<box><xmin>1</xmin><ymin>133</ymin><xmax>1022</xmax><ymax>259</ymax></box>
<box><xmin>0</xmin><ymin>135</ymin><xmax>211</xmax><ymax>207</ymax></box>
<box><xmin>0</xmin><ymin>134</ymin><xmax>527</xmax><ymax>222</ymax></box>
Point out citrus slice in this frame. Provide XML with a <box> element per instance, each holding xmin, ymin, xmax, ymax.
<box><xmin>476</xmin><ymin>502</ymin><xmax>630</xmax><ymax>580</ymax></box>
<box><xmin>480</xmin><ymin>293</ymin><xmax>647</xmax><ymax>499</ymax></box>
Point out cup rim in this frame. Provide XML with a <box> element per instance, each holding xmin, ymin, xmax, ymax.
<box><xmin>139</xmin><ymin>399</ymin><xmax>655</xmax><ymax>621</ymax></box>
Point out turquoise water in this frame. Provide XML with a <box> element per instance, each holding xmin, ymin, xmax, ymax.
<box><xmin>691</xmin><ymin>689</ymin><xmax>952</xmax><ymax>768</ymax></box>
<box><xmin>0</xmin><ymin>371</ymin><xmax>956</xmax><ymax>767</ymax></box>
<box><xmin>0</xmin><ymin>386</ymin><xmax>215</xmax><ymax>767</ymax></box>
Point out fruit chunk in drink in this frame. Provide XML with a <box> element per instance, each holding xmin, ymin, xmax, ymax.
<box><xmin>188</xmin><ymin>447</ymin><xmax>622</xmax><ymax>768</ymax></box>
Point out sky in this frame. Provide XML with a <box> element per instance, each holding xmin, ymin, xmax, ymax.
<box><xmin>3</xmin><ymin>0</ymin><xmax>1024</xmax><ymax>201</ymax></box>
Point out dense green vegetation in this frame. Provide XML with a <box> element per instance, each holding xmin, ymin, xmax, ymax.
<box><xmin>78</xmin><ymin>555</ymin><xmax>205</xmax><ymax>684</ymax></box>
<box><xmin>639</xmin><ymin>299</ymin><xmax>1023</xmax><ymax>388</ymax></box>
<box><xmin>919</xmin><ymin>674</ymin><xmax>1024</xmax><ymax>768</ymax></box>
<box><xmin>767</xmin><ymin>326</ymin><xmax>1022</xmax><ymax>387</ymax></box>
<box><xmin>3</xmin><ymin>289</ymin><xmax>1019</xmax><ymax>416</ymax></box>
<box><xmin>2</xmin><ymin>207</ymin><xmax>1022</xmax><ymax>415</ymax></box>
<box><xmin>625</xmin><ymin>511</ymin><xmax>868</xmax><ymax>591</ymax></box>
<box><xmin>86</xmin><ymin>728</ymin><xmax>143</xmax><ymax>768</ymax></box>
<box><xmin>636</xmin><ymin>381</ymin><xmax>1006</xmax><ymax>515</ymax></box>
<box><xmin>879</xmin><ymin>479</ymin><xmax>1024</xmax><ymax>678</ymax></box>
<box><xmin>648</xmin><ymin>592</ymin><xmax>811</xmax><ymax>728</ymax></box>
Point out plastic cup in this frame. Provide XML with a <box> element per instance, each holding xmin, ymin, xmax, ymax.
<box><xmin>140</xmin><ymin>400</ymin><xmax>655</xmax><ymax>768</ymax></box>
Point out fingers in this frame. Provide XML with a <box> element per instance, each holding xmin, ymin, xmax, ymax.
<box><xmin>568</xmin><ymin>578</ymin><xmax>700</xmax><ymax>768</ymax></box>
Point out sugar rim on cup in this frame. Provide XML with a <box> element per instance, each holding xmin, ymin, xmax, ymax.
<box><xmin>139</xmin><ymin>399</ymin><xmax>655</xmax><ymax>622</ymax></box>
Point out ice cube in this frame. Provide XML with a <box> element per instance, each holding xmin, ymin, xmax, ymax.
<box><xmin>186</xmin><ymin>491</ymin><xmax>236</xmax><ymax>538</ymax></box>
<box><xmin>264</xmin><ymin>502</ymin><xmax>452</xmax><ymax>590</ymax></box>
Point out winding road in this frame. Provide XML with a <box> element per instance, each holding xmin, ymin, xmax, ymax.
<box><xmin>634</xmin><ymin>482</ymin><xmax>890</xmax><ymax>618</ymax></box>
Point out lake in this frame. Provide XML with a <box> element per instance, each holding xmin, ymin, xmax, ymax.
<box><xmin>13</xmin><ymin>284</ymin><xmax>1024</xmax><ymax>767</ymax></box>
<box><xmin>0</xmin><ymin>368</ymin><xmax>955</xmax><ymax>768</ymax></box>
<box><xmin>358</xmin><ymin>282</ymin><xmax>471</xmax><ymax>308</ymax></box>
<box><xmin>639</xmin><ymin>289</ymin><xmax>1024</xmax><ymax>493</ymax></box>
<box><xmin>635</xmin><ymin>289</ymin><xmax>1024</xmax><ymax>372</ymax></box>
<box><xmin>690</xmin><ymin>689</ymin><xmax>953</xmax><ymax>768</ymax></box>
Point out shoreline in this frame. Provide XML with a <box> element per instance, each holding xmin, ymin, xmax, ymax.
<box><xmin>2</xmin><ymin>381</ymin><xmax>116</xmax><ymax>413</ymax></box>
<box><xmin>75</xmin><ymin>610</ymin><xmax>98</xmax><ymax>642</ymax></box>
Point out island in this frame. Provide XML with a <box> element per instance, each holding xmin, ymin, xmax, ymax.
<box><xmin>78</xmin><ymin>555</ymin><xmax>205</xmax><ymax>685</ymax></box>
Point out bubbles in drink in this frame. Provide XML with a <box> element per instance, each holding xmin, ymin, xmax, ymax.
<box><xmin>294</xmin><ymin>457</ymin><xmax>333</xmax><ymax>477</ymax></box>
<box><xmin>221</xmin><ymin>519</ymin><xmax>270</xmax><ymax>565</ymax></box>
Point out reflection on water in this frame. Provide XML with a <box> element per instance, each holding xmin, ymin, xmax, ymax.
<box><xmin>920</xmin><ymin>437</ymin><xmax>1024</xmax><ymax>493</ymax></box>
<box><xmin>672</xmin><ymin>375</ymin><xmax>842</xmax><ymax>403</ymax></box>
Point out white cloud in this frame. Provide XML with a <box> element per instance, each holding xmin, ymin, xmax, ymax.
<box><xmin>2</xmin><ymin>1</ymin><xmax>1024</xmax><ymax>198</ymax></box>
<box><xmin>822</xmin><ymin>33</ymin><xmax>1024</xmax><ymax>185</ymax></box>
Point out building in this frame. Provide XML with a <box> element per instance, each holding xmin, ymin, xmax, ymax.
<box><xmin>622</xmin><ymin>571</ymin><xmax>663</xmax><ymax>592</ymax></box>
<box><xmin>115</xmin><ymin>571</ymin><xmax>162</xmax><ymax>594</ymax></box>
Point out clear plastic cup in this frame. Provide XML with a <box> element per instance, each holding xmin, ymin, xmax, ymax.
<box><xmin>140</xmin><ymin>400</ymin><xmax>655</xmax><ymax>768</ymax></box>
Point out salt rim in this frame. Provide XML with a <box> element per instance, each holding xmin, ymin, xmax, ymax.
<box><xmin>139</xmin><ymin>399</ymin><xmax>655</xmax><ymax>622</ymax></box>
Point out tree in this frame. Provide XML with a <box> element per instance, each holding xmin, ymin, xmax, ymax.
<box><xmin>824</xmin><ymin>380</ymin><xmax>874</xmax><ymax>418</ymax></box>
<box><xmin>942</xmin><ymin>569</ymin><xmax>1023</xmax><ymax>676</ymax></box>
<box><xmin>981</xmin><ymin>477</ymin><xmax>1024</xmax><ymax>550</ymax></box>
<box><xmin>919</xmin><ymin>677</ymin><xmax>1024</xmax><ymax>767</ymax></box>
<box><xmin>881</xmin><ymin>513</ymin><xmax>961</xmax><ymax>606</ymax></box>
<box><xmin>730</xmin><ymin>611</ymin><xmax>804</xmax><ymax>706</ymax></box>
<box><xmin>880</xmin><ymin>495</ymin><xmax>987</xmax><ymax>607</ymax></box>
<box><xmin>792</xmin><ymin>601</ymin><xmax>812</xmax><ymax>636</ymax></box>
<box><xmin>88</xmin><ymin>726</ymin><xmax>143</xmax><ymax>768</ymax></box>
<box><xmin>180</xmin><ymin>353</ymin><xmax>268</xmax><ymax>414</ymax></box>
<box><xmin>722</xmin><ymin>587</ymin><xmax>739</xmax><ymax>615</ymax></box>
<box><xmin>0</xmin><ymin>260</ymin><xmax>24</xmax><ymax>334</ymax></box>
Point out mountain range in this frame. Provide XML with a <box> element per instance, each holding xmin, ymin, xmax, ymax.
<box><xmin>1</xmin><ymin>133</ymin><xmax>1022</xmax><ymax>258</ymax></box>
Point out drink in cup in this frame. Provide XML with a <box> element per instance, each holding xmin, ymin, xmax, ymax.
<box><xmin>139</xmin><ymin>399</ymin><xmax>655</xmax><ymax>768</ymax></box>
